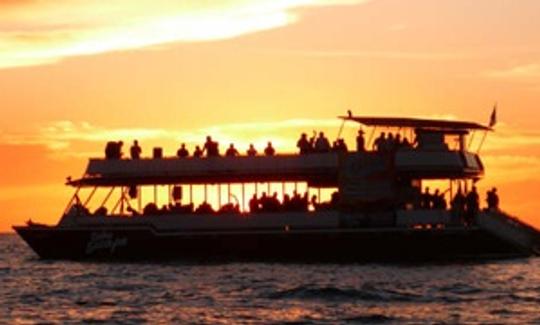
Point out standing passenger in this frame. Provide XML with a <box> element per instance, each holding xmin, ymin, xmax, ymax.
<box><xmin>297</xmin><ymin>133</ymin><xmax>311</xmax><ymax>154</ymax></box>
<box><xmin>356</xmin><ymin>129</ymin><xmax>365</xmax><ymax>152</ymax></box>
<box><xmin>130</xmin><ymin>140</ymin><xmax>142</xmax><ymax>159</ymax></box>
<box><xmin>465</xmin><ymin>186</ymin><xmax>480</xmax><ymax>225</ymax></box>
<box><xmin>315</xmin><ymin>132</ymin><xmax>331</xmax><ymax>152</ymax></box>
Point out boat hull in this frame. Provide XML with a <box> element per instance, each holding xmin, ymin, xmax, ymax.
<box><xmin>13</xmin><ymin>225</ymin><xmax>529</xmax><ymax>262</ymax></box>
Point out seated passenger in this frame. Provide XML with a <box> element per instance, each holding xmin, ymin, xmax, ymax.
<box><xmin>105</xmin><ymin>141</ymin><xmax>123</xmax><ymax>159</ymax></box>
<box><xmin>297</xmin><ymin>133</ymin><xmax>311</xmax><ymax>154</ymax></box>
<box><xmin>177</xmin><ymin>143</ymin><xmax>189</xmax><ymax>158</ymax></box>
<box><xmin>130</xmin><ymin>140</ymin><xmax>142</xmax><ymax>159</ymax></box>
<box><xmin>247</xmin><ymin>144</ymin><xmax>257</xmax><ymax>156</ymax></box>
<box><xmin>264</xmin><ymin>142</ymin><xmax>276</xmax><ymax>156</ymax></box>
<box><xmin>195</xmin><ymin>201</ymin><xmax>215</xmax><ymax>214</ymax></box>
<box><xmin>193</xmin><ymin>145</ymin><xmax>203</xmax><ymax>158</ymax></box>
<box><xmin>219</xmin><ymin>203</ymin><xmax>240</xmax><ymax>214</ymax></box>
<box><xmin>486</xmin><ymin>187</ymin><xmax>499</xmax><ymax>210</ymax></box>
<box><xmin>225</xmin><ymin>143</ymin><xmax>239</xmax><ymax>157</ymax></box>
<box><xmin>314</xmin><ymin>132</ymin><xmax>331</xmax><ymax>153</ymax></box>
<box><xmin>93</xmin><ymin>206</ymin><xmax>108</xmax><ymax>216</ymax></box>
<box><xmin>356</xmin><ymin>129</ymin><xmax>365</xmax><ymax>152</ymax></box>
<box><xmin>143</xmin><ymin>203</ymin><xmax>159</xmax><ymax>215</ymax></box>
<box><xmin>249</xmin><ymin>194</ymin><xmax>259</xmax><ymax>213</ymax></box>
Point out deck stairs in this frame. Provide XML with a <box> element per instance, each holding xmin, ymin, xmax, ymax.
<box><xmin>476</xmin><ymin>210</ymin><xmax>540</xmax><ymax>256</ymax></box>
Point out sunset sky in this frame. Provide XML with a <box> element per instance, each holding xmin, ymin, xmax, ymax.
<box><xmin>1</xmin><ymin>0</ymin><xmax>539</xmax><ymax>232</ymax></box>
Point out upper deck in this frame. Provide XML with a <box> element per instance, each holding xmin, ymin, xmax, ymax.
<box><xmin>67</xmin><ymin>115</ymin><xmax>490</xmax><ymax>187</ymax></box>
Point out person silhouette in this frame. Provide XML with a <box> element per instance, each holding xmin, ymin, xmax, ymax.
<box><xmin>264</xmin><ymin>142</ymin><xmax>276</xmax><ymax>156</ymax></box>
<box><xmin>130</xmin><ymin>140</ymin><xmax>142</xmax><ymax>159</ymax></box>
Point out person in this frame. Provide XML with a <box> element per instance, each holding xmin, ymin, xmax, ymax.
<box><xmin>465</xmin><ymin>186</ymin><xmax>480</xmax><ymax>225</ymax></box>
<box><xmin>203</xmin><ymin>136</ymin><xmax>219</xmax><ymax>157</ymax></box>
<box><xmin>193</xmin><ymin>145</ymin><xmax>203</xmax><ymax>158</ymax></box>
<box><xmin>314</xmin><ymin>132</ymin><xmax>331</xmax><ymax>152</ymax></box>
<box><xmin>486</xmin><ymin>187</ymin><xmax>500</xmax><ymax>210</ymax></box>
<box><xmin>225</xmin><ymin>143</ymin><xmax>239</xmax><ymax>157</ymax></box>
<box><xmin>105</xmin><ymin>141</ymin><xmax>116</xmax><ymax>159</ymax></box>
<box><xmin>249</xmin><ymin>194</ymin><xmax>259</xmax><ymax>213</ymax></box>
<box><xmin>356</xmin><ymin>129</ymin><xmax>365</xmax><ymax>152</ymax></box>
<box><xmin>116</xmin><ymin>141</ymin><xmax>124</xmax><ymax>159</ymax></box>
<box><xmin>402</xmin><ymin>137</ymin><xmax>412</xmax><ymax>149</ymax></box>
<box><xmin>432</xmin><ymin>189</ymin><xmax>447</xmax><ymax>209</ymax></box>
<box><xmin>395</xmin><ymin>134</ymin><xmax>402</xmax><ymax>150</ymax></box>
<box><xmin>332</xmin><ymin>138</ymin><xmax>348</xmax><ymax>153</ymax></box>
<box><xmin>130</xmin><ymin>140</ymin><xmax>142</xmax><ymax>159</ymax></box>
<box><xmin>373</xmin><ymin>132</ymin><xmax>386</xmax><ymax>152</ymax></box>
<box><xmin>247</xmin><ymin>144</ymin><xmax>257</xmax><ymax>156</ymax></box>
<box><xmin>421</xmin><ymin>187</ymin><xmax>432</xmax><ymax>209</ymax></box>
<box><xmin>177</xmin><ymin>143</ymin><xmax>189</xmax><ymax>158</ymax></box>
<box><xmin>451</xmin><ymin>188</ymin><xmax>466</xmax><ymax>221</ymax></box>
<box><xmin>264</xmin><ymin>141</ymin><xmax>275</xmax><ymax>156</ymax></box>
<box><xmin>385</xmin><ymin>133</ymin><xmax>395</xmax><ymax>152</ymax></box>
<box><xmin>297</xmin><ymin>133</ymin><xmax>311</xmax><ymax>154</ymax></box>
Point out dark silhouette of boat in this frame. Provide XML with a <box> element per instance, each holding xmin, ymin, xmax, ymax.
<box><xmin>13</xmin><ymin>115</ymin><xmax>540</xmax><ymax>262</ymax></box>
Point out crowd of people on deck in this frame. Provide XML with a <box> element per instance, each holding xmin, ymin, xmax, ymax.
<box><xmin>105</xmin><ymin>138</ymin><xmax>279</xmax><ymax>160</ymax></box>
<box><xmin>103</xmin><ymin>127</ymin><xmax>419</xmax><ymax>160</ymax></box>
<box><xmin>103</xmin><ymin>125</ymin><xmax>422</xmax><ymax>161</ymax></box>
<box><xmin>372</xmin><ymin>132</ymin><xmax>413</xmax><ymax>152</ymax></box>
<box><xmin>110</xmin><ymin>190</ymin><xmax>340</xmax><ymax>217</ymax></box>
<box><xmin>296</xmin><ymin>131</ymin><xmax>349</xmax><ymax>154</ymax></box>
<box><xmin>417</xmin><ymin>185</ymin><xmax>500</xmax><ymax>224</ymax></box>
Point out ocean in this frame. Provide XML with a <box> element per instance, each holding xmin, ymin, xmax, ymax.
<box><xmin>1</xmin><ymin>234</ymin><xmax>539</xmax><ymax>324</ymax></box>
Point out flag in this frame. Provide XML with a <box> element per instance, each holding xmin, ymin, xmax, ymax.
<box><xmin>489</xmin><ymin>104</ymin><xmax>497</xmax><ymax>128</ymax></box>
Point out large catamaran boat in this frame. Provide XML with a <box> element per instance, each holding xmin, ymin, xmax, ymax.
<box><xmin>14</xmin><ymin>115</ymin><xmax>540</xmax><ymax>261</ymax></box>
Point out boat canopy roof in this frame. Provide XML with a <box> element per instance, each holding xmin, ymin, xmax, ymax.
<box><xmin>340</xmin><ymin>116</ymin><xmax>492</xmax><ymax>132</ymax></box>
<box><xmin>68</xmin><ymin>154</ymin><xmax>339</xmax><ymax>187</ymax></box>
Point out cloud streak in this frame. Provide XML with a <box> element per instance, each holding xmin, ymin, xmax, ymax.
<box><xmin>0</xmin><ymin>0</ymin><xmax>369</xmax><ymax>69</ymax></box>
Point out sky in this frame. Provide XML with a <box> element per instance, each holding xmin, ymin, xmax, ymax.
<box><xmin>0</xmin><ymin>0</ymin><xmax>539</xmax><ymax>232</ymax></box>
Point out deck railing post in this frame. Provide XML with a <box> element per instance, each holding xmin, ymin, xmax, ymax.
<box><xmin>138</xmin><ymin>186</ymin><xmax>142</xmax><ymax>212</ymax></box>
<box><xmin>241</xmin><ymin>183</ymin><xmax>245</xmax><ymax>212</ymax></box>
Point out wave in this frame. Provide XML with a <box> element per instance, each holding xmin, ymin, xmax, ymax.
<box><xmin>265</xmin><ymin>284</ymin><xmax>425</xmax><ymax>303</ymax></box>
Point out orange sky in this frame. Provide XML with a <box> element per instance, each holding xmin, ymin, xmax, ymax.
<box><xmin>1</xmin><ymin>0</ymin><xmax>539</xmax><ymax>232</ymax></box>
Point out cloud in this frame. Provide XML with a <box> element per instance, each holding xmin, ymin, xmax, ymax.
<box><xmin>270</xmin><ymin>49</ymin><xmax>470</xmax><ymax>61</ymax></box>
<box><xmin>483</xmin><ymin>63</ymin><xmax>540</xmax><ymax>80</ymax></box>
<box><xmin>0</xmin><ymin>0</ymin><xmax>370</xmax><ymax>69</ymax></box>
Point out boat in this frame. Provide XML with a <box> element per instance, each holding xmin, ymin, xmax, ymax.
<box><xmin>13</xmin><ymin>114</ymin><xmax>540</xmax><ymax>261</ymax></box>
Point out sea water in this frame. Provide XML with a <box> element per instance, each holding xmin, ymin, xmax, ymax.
<box><xmin>1</xmin><ymin>234</ymin><xmax>539</xmax><ymax>324</ymax></box>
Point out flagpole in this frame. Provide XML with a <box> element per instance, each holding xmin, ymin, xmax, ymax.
<box><xmin>477</xmin><ymin>103</ymin><xmax>497</xmax><ymax>154</ymax></box>
<box><xmin>476</xmin><ymin>130</ymin><xmax>488</xmax><ymax>154</ymax></box>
